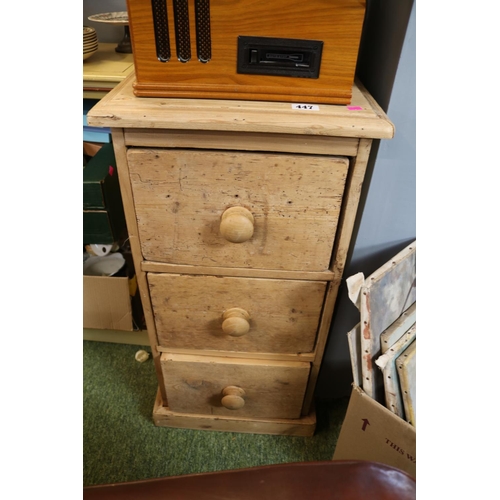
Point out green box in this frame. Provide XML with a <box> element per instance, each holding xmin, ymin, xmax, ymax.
<box><xmin>83</xmin><ymin>143</ymin><xmax>119</xmax><ymax>209</ymax></box>
<box><xmin>83</xmin><ymin>143</ymin><xmax>126</xmax><ymax>244</ymax></box>
<box><xmin>83</xmin><ymin>211</ymin><xmax>122</xmax><ymax>244</ymax></box>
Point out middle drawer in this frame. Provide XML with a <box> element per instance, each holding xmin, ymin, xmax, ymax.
<box><xmin>148</xmin><ymin>273</ymin><xmax>327</xmax><ymax>354</ymax></box>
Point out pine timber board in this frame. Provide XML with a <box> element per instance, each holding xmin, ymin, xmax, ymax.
<box><xmin>148</xmin><ymin>273</ymin><xmax>327</xmax><ymax>355</ymax></box>
<box><xmin>87</xmin><ymin>74</ymin><xmax>394</xmax><ymax>140</ymax></box>
<box><xmin>127</xmin><ymin>148</ymin><xmax>349</xmax><ymax>272</ymax></box>
<box><xmin>141</xmin><ymin>261</ymin><xmax>336</xmax><ymax>281</ymax></box>
<box><xmin>124</xmin><ymin>129</ymin><xmax>360</xmax><ymax>156</ymax></box>
<box><xmin>152</xmin><ymin>389</ymin><xmax>316</xmax><ymax>436</ymax></box>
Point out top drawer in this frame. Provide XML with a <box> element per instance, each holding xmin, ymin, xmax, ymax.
<box><xmin>127</xmin><ymin>149</ymin><xmax>349</xmax><ymax>272</ymax></box>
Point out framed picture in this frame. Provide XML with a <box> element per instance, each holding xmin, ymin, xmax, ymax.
<box><xmin>375</xmin><ymin>323</ymin><xmax>416</xmax><ymax>418</ymax></box>
<box><xmin>397</xmin><ymin>338</ymin><xmax>416</xmax><ymax>427</ymax></box>
<box><xmin>347</xmin><ymin>323</ymin><xmax>362</xmax><ymax>386</ymax></box>
<box><xmin>380</xmin><ymin>302</ymin><xmax>416</xmax><ymax>354</ymax></box>
<box><xmin>347</xmin><ymin>241</ymin><xmax>416</xmax><ymax>402</ymax></box>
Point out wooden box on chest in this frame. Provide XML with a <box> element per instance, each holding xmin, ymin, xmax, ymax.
<box><xmin>87</xmin><ymin>74</ymin><xmax>393</xmax><ymax>435</ymax></box>
<box><xmin>126</xmin><ymin>0</ymin><xmax>366</xmax><ymax>104</ymax></box>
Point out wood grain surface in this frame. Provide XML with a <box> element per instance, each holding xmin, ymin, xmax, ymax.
<box><xmin>126</xmin><ymin>0</ymin><xmax>366</xmax><ymax>103</ymax></box>
<box><xmin>128</xmin><ymin>148</ymin><xmax>349</xmax><ymax>271</ymax></box>
<box><xmin>161</xmin><ymin>353</ymin><xmax>310</xmax><ymax>419</ymax></box>
<box><xmin>87</xmin><ymin>76</ymin><xmax>394</xmax><ymax>140</ymax></box>
<box><xmin>148</xmin><ymin>273</ymin><xmax>327</xmax><ymax>354</ymax></box>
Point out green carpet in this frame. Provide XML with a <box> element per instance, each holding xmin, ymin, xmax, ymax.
<box><xmin>83</xmin><ymin>340</ymin><xmax>349</xmax><ymax>487</ymax></box>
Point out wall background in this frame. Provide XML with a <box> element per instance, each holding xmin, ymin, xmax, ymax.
<box><xmin>316</xmin><ymin>0</ymin><xmax>416</xmax><ymax>399</ymax></box>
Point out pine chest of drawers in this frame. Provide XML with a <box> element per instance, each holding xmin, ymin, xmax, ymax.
<box><xmin>87</xmin><ymin>74</ymin><xmax>393</xmax><ymax>436</ymax></box>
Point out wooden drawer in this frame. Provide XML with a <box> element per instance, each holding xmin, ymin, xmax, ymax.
<box><xmin>161</xmin><ymin>353</ymin><xmax>310</xmax><ymax>419</ymax></box>
<box><xmin>127</xmin><ymin>149</ymin><xmax>349</xmax><ymax>272</ymax></box>
<box><xmin>149</xmin><ymin>273</ymin><xmax>327</xmax><ymax>354</ymax></box>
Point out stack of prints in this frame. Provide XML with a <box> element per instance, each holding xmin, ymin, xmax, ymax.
<box><xmin>346</xmin><ymin>241</ymin><xmax>416</xmax><ymax>428</ymax></box>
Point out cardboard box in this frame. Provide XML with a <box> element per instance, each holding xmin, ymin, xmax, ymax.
<box><xmin>333</xmin><ymin>385</ymin><xmax>416</xmax><ymax>479</ymax></box>
<box><xmin>83</xmin><ymin>210</ymin><xmax>125</xmax><ymax>244</ymax></box>
<box><xmin>83</xmin><ymin>141</ymin><xmax>103</xmax><ymax>159</ymax></box>
<box><xmin>83</xmin><ymin>275</ymin><xmax>134</xmax><ymax>331</ymax></box>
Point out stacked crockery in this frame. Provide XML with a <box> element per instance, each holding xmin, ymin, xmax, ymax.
<box><xmin>83</xmin><ymin>26</ymin><xmax>98</xmax><ymax>60</ymax></box>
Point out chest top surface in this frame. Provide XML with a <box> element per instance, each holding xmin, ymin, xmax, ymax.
<box><xmin>87</xmin><ymin>73</ymin><xmax>394</xmax><ymax>140</ymax></box>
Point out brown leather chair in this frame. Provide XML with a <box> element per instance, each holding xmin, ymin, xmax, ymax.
<box><xmin>83</xmin><ymin>460</ymin><xmax>416</xmax><ymax>499</ymax></box>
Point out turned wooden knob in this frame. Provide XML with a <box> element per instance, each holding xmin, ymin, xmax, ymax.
<box><xmin>222</xmin><ymin>308</ymin><xmax>250</xmax><ymax>337</ymax></box>
<box><xmin>220</xmin><ymin>207</ymin><xmax>254</xmax><ymax>243</ymax></box>
<box><xmin>221</xmin><ymin>386</ymin><xmax>246</xmax><ymax>410</ymax></box>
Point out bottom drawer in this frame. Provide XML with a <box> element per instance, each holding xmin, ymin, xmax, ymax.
<box><xmin>161</xmin><ymin>353</ymin><xmax>310</xmax><ymax>419</ymax></box>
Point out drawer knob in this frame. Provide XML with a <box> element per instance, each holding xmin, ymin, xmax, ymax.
<box><xmin>221</xmin><ymin>386</ymin><xmax>246</xmax><ymax>410</ymax></box>
<box><xmin>220</xmin><ymin>207</ymin><xmax>254</xmax><ymax>243</ymax></box>
<box><xmin>222</xmin><ymin>308</ymin><xmax>250</xmax><ymax>337</ymax></box>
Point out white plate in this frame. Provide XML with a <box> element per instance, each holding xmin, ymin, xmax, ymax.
<box><xmin>83</xmin><ymin>253</ymin><xmax>126</xmax><ymax>276</ymax></box>
<box><xmin>88</xmin><ymin>12</ymin><xmax>129</xmax><ymax>25</ymax></box>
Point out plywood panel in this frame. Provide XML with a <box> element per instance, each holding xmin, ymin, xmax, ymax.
<box><xmin>152</xmin><ymin>389</ymin><xmax>316</xmax><ymax>436</ymax></box>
